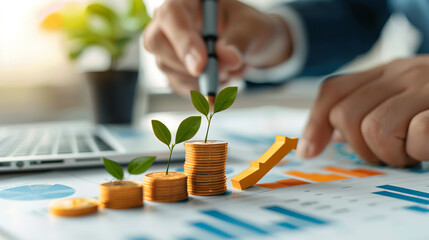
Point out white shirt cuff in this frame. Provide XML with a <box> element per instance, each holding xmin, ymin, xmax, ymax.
<box><xmin>245</xmin><ymin>6</ymin><xmax>308</xmax><ymax>83</ymax></box>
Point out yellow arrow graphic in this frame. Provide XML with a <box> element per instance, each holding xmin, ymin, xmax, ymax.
<box><xmin>231</xmin><ymin>136</ymin><xmax>298</xmax><ymax>190</ymax></box>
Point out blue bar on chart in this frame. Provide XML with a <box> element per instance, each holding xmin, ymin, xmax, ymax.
<box><xmin>276</xmin><ymin>222</ymin><xmax>300</xmax><ymax>230</ymax></box>
<box><xmin>372</xmin><ymin>191</ymin><xmax>429</xmax><ymax>204</ymax></box>
<box><xmin>377</xmin><ymin>185</ymin><xmax>429</xmax><ymax>199</ymax></box>
<box><xmin>201</xmin><ymin>210</ymin><xmax>268</xmax><ymax>235</ymax></box>
<box><xmin>264</xmin><ymin>206</ymin><xmax>328</xmax><ymax>225</ymax></box>
<box><xmin>405</xmin><ymin>206</ymin><xmax>429</xmax><ymax>213</ymax></box>
<box><xmin>191</xmin><ymin>222</ymin><xmax>235</xmax><ymax>239</ymax></box>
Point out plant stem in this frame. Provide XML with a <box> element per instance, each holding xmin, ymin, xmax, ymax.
<box><xmin>204</xmin><ymin>114</ymin><xmax>213</xmax><ymax>143</ymax></box>
<box><xmin>166</xmin><ymin>144</ymin><xmax>175</xmax><ymax>175</ymax></box>
<box><xmin>110</xmin><ymin>56</ymin><xmax>117</xmax><ymax>71</ymax></box>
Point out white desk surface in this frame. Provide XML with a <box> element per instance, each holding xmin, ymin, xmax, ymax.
<box><xmin>1</xmin><ymin>107</ymin><xmax>429</xmax><ymax>240</ymax></box>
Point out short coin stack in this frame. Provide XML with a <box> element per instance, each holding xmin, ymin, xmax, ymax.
<box><xmin>184</xmin><ymin>140</ymin><xmax>228</xmax><ymax>196</ymax></box>
<box><xmin>143</xmin><ymin>172</ymin><xmax>188</xmax><ymax>202</ymax></box>
<box><xmin>49</xmin><ymin>198</ymin><xmax>98</xmax><ymax>217</ymax></box>
<box><xmin>99</xmin><ymin>181</ymin><xmax>143</xmax><ymax>209</ymax></box>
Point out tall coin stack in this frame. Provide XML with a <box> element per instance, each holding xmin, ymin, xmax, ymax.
<box><xmin>184</xmin><ymin>140</ymin><xmax>228</xmax><ymax>196</ymax></box>
<box><xmin>99</xmin><ymin>181</ymin><xmax>143</xmax><ymax>209</ymax></box>
<box><xmin>143</xmin><ymin>172</ymin><xmax>188</xmax><ymax>202</ymax></box>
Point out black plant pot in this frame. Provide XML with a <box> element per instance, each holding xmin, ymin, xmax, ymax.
<box><xmin>85</xmin><ymin>70</ymin><xmax>138</xmax><ymax>124</ymax></box>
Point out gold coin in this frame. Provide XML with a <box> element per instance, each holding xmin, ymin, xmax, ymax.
<box><xmin>183</xmin><ymin>141</ymin><xmax>228</xmax><ymax>196</ymax></box>
<box><xmin>143</xmin><ymin>172</ymin><xmax>188</xmax><ymax>202</ymax></box>
<box><xmin>99</xmin><ymin>181</ymin><xmax>143</xmax><ymax>209</ymax></box>
<box><xmin>50</xmin><ymin>198</ymin><xmax>98</xmax><ymax>217</ymax></box>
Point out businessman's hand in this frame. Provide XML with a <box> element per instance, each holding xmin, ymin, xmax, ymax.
<box><xmin>298</xmin><ymin>56</ymin><xmax>429</xmax><ymax>167</ymax></box>
<box><xmin>143</xmin><ymin>0</ymin><xmax>293</xmax><ymax>96</ymax></box>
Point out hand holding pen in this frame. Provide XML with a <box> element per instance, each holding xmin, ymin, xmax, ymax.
<box><xmin>143</xmin><ymin>0</ymin><xmax>292</xmax><ymax>96</ymax></box>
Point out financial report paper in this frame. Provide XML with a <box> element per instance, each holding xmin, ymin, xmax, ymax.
<box><xmin>0</xmin><ymin>107</ymin><xmax>428</xmax><ymax>240</ymax></box>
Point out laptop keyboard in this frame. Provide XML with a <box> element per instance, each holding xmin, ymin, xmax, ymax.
<box><xmin>0</xmin><ymin>126</ymin><xmax>116</xmax><ymax>158</ymax></box>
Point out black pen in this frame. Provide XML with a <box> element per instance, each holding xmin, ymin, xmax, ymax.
<box><xmin>199</xmin><ymin>0</ymin><xmax>219</xmax><ymax>106</ymax></box>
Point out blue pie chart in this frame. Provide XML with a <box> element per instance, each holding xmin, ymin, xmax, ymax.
<box><xmin>0</xmin><ymin>184</ymin><xmax>75</xmax><ymax>201</ymax></box>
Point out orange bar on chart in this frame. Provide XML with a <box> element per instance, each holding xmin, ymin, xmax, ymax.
<box><xmin>257</xmin><ymin>178</ymin><xmax>309</xmax><ymax>189</ymax></box>
<box><xmin>256</xmin><ymin>182</ymin><xmax>288</xmax><ymax>189</ymax></box>
<box><xmin>352</xmin><ymin>168</ymin><xmax>384</xmax><ymax>176</ymax></box>
<box><xmin>285</xmin><ymin>171</ymin><xmax>349</xmax><ymax>182</ymax></box>
<box><xmin>323</xmin><ymin>167</ymin><xmax>368</xmax><ymax>177</ymax></box>
<box><xmin>276</xmin><ymin>178</ymin><xmax>309</xmax><ymax>187</ymax></box>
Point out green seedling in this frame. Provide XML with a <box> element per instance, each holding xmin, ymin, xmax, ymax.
<box><xmin>190</xmin><ymin>86</ymin><xmax>238</xmax><ymax>143</ymax></box>
<box><xmin>152</xmin><ymin>116</ymin><xmax>202</xmax><ymax>175</ymax></box>
<box><xmin>103</xmin><ymin>156</ymin><xmax>156</xmax><ymax>180</ymax></box>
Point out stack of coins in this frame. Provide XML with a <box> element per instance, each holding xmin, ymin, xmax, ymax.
<box><xmin>49</xmin><ymin>198</ymin><xmax>98</xmax><ymax>217</ymax></box>
<box><xmin>184</xmin><ymin>140</ymin><xmax>227</xmax><ymax>196</ymax></box>
<box><xmin>99</xmin><ymin>181</ymin><xmax>143</xmax><ymax>209</ymax></box>
<box><xmin>143</xmin><ymin>172</ymin><xmax>188</xmax><ymax>202</ymax></box>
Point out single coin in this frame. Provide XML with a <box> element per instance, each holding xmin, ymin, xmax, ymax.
<box><xmin>185</xmin><ymin>140</ymin><xmax>227</xmax><ymax>144</ymax></box>
<box><xmin>50</xmin><ymin>198</ymin><xmax>98</xmax><ymax>217</ymax></box>
<box><xmin>144</xmin><ymin>172</ymin><xmax>187</xmax><ymax>181</ymax></box>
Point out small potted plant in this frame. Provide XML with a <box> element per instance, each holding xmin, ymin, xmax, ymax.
<box><xmin>145</xmin><ymin>116</ymin><xmax>201</xmax><ymax>202</ymax></box>
<box><xmin>100</xmin><ymin>156</ymin><xmax>155</xmax><ymax>209</ymax></box>
<box><xmin>185</xmin><ymin>87</ymin><xmax>238</xmax><ymax>196</ymax></box>
<box><xmin>41</xmin><ymin>0</ymin><xmax>151</xmax><ymax>124</ymax></box>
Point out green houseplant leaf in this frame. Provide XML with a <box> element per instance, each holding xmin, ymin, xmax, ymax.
<box><xmin>86</xmin><ymin>3</ymin><xmax>118</xmax><ymax>24</ymax></box>
<box><xmin>190</xmin><ymin>90</ymin><xmax>209</xmax><ymax>116</ymax></box>
<box><xmin>103</xmin><ymin>158</ymin><xmax>124</xmax><ymax>180</ymax></box>
<box><xmin>152</xmin><ymin>120</ymin><xmax>172</xmax><ymax>146</ymax></box>
<box><xmin>175</xmin><ymin>116</ymin><xmax>202</xmax><ymax>144</ymax></box>
<box><xmin>128</xmin><ymin>156</ymin><xmax>156</xmax><ymax>175</ymax></box>
<box><xmin>126</xmin><ymin>0</ymin><xmax>151</xmax><ymax>30</ymax></box>
<box><xmin>214</xmin><ymin>87</ymin><xmax>238</xmax><ymax>114</ymax></box>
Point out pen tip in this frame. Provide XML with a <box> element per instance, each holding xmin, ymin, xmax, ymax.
<box><xmin>207</xmin><ymin>95</ymin><xmax>216</xmax><ymax>109</ymax></box>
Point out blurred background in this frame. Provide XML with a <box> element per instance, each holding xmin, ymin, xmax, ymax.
<box><xmin>0</xmin><ymin>0</ymin><xmax>421</xmax><ymax>124</ymax></box>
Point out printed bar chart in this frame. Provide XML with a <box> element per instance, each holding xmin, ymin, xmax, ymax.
<box><xmin>256</xmin><ymin>182</ymin><xmax>288</xmax><ymax>189</ymax></box>
<box><xmin>264</xmin><ymin>206</ymin><xmax>328</xmax><ymax>225</ymax></box>
<box><xmin>192</xmin><ymin>206</ymin><xmax>330</xmax><ymax>239</ymax></box>
<box><xmin>323</xmin><ymin>167</ymin><xmax>384</xmax><ymax>178</ymax></box>
<box><xmin>191</xmin><ymin>222</ymin><xmax>235</xmax><ymax>239</ymax></box>
<box><xmin>373</xmin><ymin>185</ymin><xmax>429</xmax><ymax>205</ymax></box>
<box><xmin>373</xmin><ymin>191</ymin><xmax>429</xmax><ymax>204</ymax></box>
<box><xmin>377</xmin><ymin>185</ymin><xmax>429</xmax><ymax>198</ymax></box>
<box><xmin>257</xmin><ymin>178</ymin><xmax>309</xmax><ymax>189</ymax></box>
<box><xmin>276</xmin><ymin>222</ymin><xmax>300</xmax><ymax>230</ymax></box>
<box><xmin>405</xmin><ymin>206</ymin><xmax>429</xmax><ymax>213</ymax></box>
<box><xmin>284</xmin><ymin>171</ymin><xmax>349</xmax><ymax>182</ymax></box>
<box><xmin>352</xmin><ymin>169</ymin><xmax>384</xmax><ymax>176</ymax></box>
<box><xmin>201</xmin><ymin>210</ymin><xmax>268</xmax><ymax>234</ymax></box>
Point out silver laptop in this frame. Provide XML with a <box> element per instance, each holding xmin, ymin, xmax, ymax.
<box><xmin>0</xmin><ymin>121</ymin><xmax>183</xmax><ymax>172</ymax></box>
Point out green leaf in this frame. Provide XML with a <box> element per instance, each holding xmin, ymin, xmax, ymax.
<box><xmin>103</xmin><ymin>158</ymin><xmax>124</xmax><ymax>180</ymax></box>
<box><xmin>152</xmin><ymin>120</ymin><xmax>172</xmax><ymax>146</ymax></box>
<box><xmin>214</xmin><ymin>87</ymin><xmax>238</xmax><ymax>114</ymax></box>
<box><xmin>86</xmin><ymin>3</ymin><xmax>120</xmax><ymax>39</ymax></box>
<box><xmin>190</xmin><ymin>90</ymin><xmax>209</xmax><ymax>116</ymax></box>
<box><xmin>86</xmin><ymin>3</ymin><xmax>117</xmax><ymax>24</ymax></box>
<box><xmin>175</xmin><ymin>116</ymin><xmax>201</xmax><ymax>144</ymax></box>
<box><xmin>128</xmin><ymin>0</ymin><xmax>145</xmax><ymax>17</ymax></box>
<box><xmin>126</xmin><ymin>0</ymin><xmax>151</xmax><ymax>30</ymax></box>
<box><xmin>127</xmin><ymin>156</ymin><xmax>156</xmax><ymax>175</ymax></box>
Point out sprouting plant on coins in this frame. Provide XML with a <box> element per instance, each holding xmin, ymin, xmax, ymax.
<box><xmin>152</xmin><ymin>116</ymin><xmax>202</xmax><ymax>175</ymax></box>
<box><xmin>103</xmin><ymin>156</ymin><xmax>156</xmax><ymax>180</ymax></box>
<box><xmin>191</xmin><ymin>86</ymin><xmax>238</xmax><ymax>143</ymax></box>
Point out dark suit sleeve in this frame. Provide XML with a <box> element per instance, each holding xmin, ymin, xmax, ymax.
<box><xmin>287</xmin><ymin>0</ymin><xmax>391</xmax><ymax>76</ymax></box>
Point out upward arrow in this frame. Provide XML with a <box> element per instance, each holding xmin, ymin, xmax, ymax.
<box><xmin>231</xmin><ymin>136</ymin><xmax>298</xmax><ymax>190</ymax></box>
